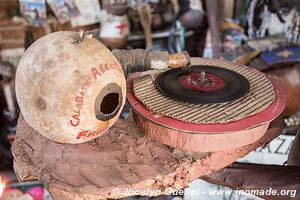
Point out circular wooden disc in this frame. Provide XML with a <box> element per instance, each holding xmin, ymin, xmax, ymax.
<box><xmin>133</xmin><ymin>58</ymin><xmax>278</xmax><ymax>124</ymax></box>
<box><xmin>127</xmin><ymin>73</ymin><xmax>285</xmax><ymax>133</ymax></box>
<box><xmin>127</xmin><ymin>71</ymin><xmax>285</xmax><ymax>152</ymax></box>
<box><xmin>132</xmin><ymin>111</ymin><xmax>270</xmax><ymax>152</ymax></box>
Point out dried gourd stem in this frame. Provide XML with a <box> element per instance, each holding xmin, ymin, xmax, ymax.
<box><xmin>72</xmin><ymin>30</ymin><xmax>94</xmax><ymax>44</ymax></box>
<box><xmin>71</xmin><ymin>29</ymin><xmax>190</xmax><ymax>73</ymax></box>
<box><xmin>112</xmin><ymin>49</ymin><xmax>190</xmax><ymax>75</ymax></box>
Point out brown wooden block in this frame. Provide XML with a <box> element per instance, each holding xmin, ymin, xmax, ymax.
<box><xmin>12</xmin><ymin>115</ymin><xmax>284</xmax><ymax>200</ymax></box>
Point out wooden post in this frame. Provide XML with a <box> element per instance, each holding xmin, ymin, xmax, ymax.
<box><xmin>205</xmin><ymin>0</ymin><xmax>222</xmax><ymax>58</ymax></box>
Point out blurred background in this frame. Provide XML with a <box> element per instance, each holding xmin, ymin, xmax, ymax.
<box><xmin>0</xmin><ymin>0</ymin><xmax>300</xmax><ymax>199</ymax></box>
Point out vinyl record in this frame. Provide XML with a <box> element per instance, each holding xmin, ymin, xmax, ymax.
<box><xmin>155</xmin><ymin>65</ymin><xmax>250</xmax><ymax>104</ymax></box>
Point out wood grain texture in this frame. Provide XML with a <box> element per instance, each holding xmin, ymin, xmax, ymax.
<box><xmin>12</xmin><ymin>115</ymin><xmax>284</xmax><ymax>200</ymax></box>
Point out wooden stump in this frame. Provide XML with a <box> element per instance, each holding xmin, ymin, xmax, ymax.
<box><xmin>12</xmin><ymin>115</ymin><xmax>284</xmax><ymax>200</ymax></box>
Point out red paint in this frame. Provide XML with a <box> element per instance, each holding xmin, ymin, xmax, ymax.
<box><xmin>76</xmin><ymin>128</ymin><xmax>107</xmax><ymax>139</ymax></box>
<box><xmin>75</xmin><ymin>96</ymin><xmax>83</xmax><ymax>103</ymax></box>
<box><xmin>116</xmin><ymin>23</ymin><xmax>127</xmax><ymax>35</ymax></box>
<box><xmin>69</xmin><ymin>80</ymin><xmax>91</xmax><ymax>127</ymax></box>
<box><xmin>178</xmin><ymin>72</ymin><xmax>225</xmax><ymax>92</ymax></box>
<box><xmin>91</xmin><ymin>68</ymin><xmax>101</xmax><ymax>79</ymax></box>
<box><xmin>70</xmin><ymin>113</ymin><xmax>80</xmax><ymax>126</ymax></box>
<box><xmin>91</xmin><ymin>62</ymin><xmax>119</xmax><ymax>80</ymax></box>
<box><xmin>76</xmin><ymin>130</ymin><xmax>89</xmax><ymax>139</ymax></box>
